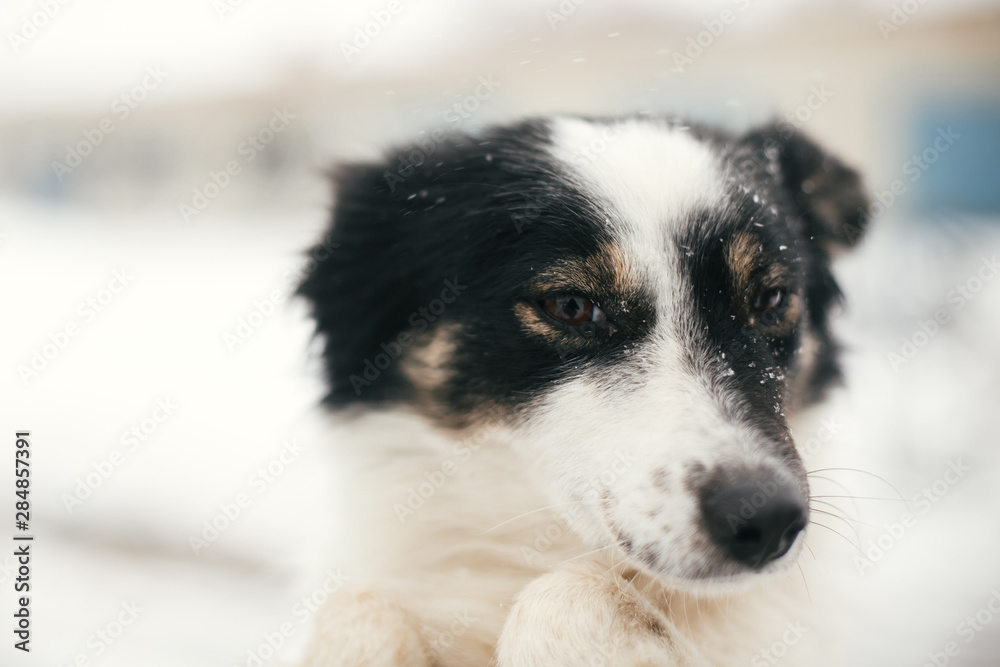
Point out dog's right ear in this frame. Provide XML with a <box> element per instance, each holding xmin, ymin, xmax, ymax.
<box><xmin>297</xmin><ymin>160</ymin><xmax>427</xmax><ymax>406</ymax></box>
<box><xmin>741</xmin><ymin>123</ymin><xmax>871</xmax><ymax>251</ymax></box>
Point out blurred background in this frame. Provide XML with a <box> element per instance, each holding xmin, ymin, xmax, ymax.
<box><xmin>2</xmin><ymin>0</ymin><xmax>1000</xmax><ymax>665</ymax></box>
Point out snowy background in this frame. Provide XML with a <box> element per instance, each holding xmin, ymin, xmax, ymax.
<box><xmin>2</xmin><ymin>0</ymin><xmax>1000</xmax><ymax>665</ymax></box>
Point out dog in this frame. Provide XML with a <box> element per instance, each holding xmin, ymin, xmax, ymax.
<box><xmin>295</xmin><ymin>113</ymin><xmax>869</xmax><ymax>666</ymax></box>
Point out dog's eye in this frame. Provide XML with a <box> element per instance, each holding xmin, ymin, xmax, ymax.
<box><xmin>750</xmin><ymin>287</ymin><xmax>786</xmax><ymax>314</ymax></box>
<box><xmin>540</xmin><ymin>295</ymin><xmax>604</xmax><ymax>325</ymax></box>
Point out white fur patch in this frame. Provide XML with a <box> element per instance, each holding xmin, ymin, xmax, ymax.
<box><xmin>547</xmin><ymin>115</ymin><xmax>727</xmax><ymax>303</ymax></box>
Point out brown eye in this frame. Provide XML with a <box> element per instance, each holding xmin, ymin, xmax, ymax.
<box><xmin>540</xmin><ymin>295</ymin><xmax>601</xmax><ymax>325</ymax></box>
<box><xmin>750</xmin><ymin>287</ymin><xmax>786</xmax><ymax>314</ymax></box>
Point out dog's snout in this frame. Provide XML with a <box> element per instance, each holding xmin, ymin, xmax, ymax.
<box><xmin>700</xmin><ymin>471</ymin><xmax>807</xmax><ymax>568</ymax></box>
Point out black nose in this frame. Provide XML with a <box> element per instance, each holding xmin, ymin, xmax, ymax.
<box><xmin>700</xmin><ymin>473</ymin><xmax>807</xmax><ymax>568</ymax></box>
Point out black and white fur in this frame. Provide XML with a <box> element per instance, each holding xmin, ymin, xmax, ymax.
<box><xmin>296</xmin><ymin>114</ymin><xmax>869</xmax><ymax>666</ymax></box>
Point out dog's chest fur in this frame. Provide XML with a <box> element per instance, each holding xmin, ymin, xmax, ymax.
<box><xmin>330</xmin><ymin>410</ymin><xmax>834</xmax><ymax>667</ymax></box>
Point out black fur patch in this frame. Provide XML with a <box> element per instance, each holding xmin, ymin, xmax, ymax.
<box><xmin>670</xmin><ymin>124</ymin><xmax>869</xmax><ymax>443</ymax></box>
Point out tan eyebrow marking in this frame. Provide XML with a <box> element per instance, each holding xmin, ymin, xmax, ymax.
<box><xmin>725</xmin><ymin>231</ymin><xmax>800</xmax><ymax>332</ymax></box>
<box><xmin>527</xmin><ymin>241</ymin><xmax>639</xmax><ymax>297</ymax></box>
<box><xmin>725</xmin><ymin>231</ymin><xmax>792</xmax><ymax>294</ymax></box>
<box><xmin>724</xmin><ymin>231</ymin><xmax>762</xmax><ymax>295</ymax></box>
<box><xmin>514</xmin><ymin>241</ymin><xmax>639</xmax><ymax>338</ymax></box>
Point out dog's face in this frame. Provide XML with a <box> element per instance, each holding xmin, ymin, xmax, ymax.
<box><xmin>301</xmin><ymin>115</ymin><xmax>868</xmax><ymax>587</ymax></box>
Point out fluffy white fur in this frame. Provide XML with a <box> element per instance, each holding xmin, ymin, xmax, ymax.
<box><xmin>298</xmin><ymin>410</ymin><xmax>832</xmax><ymax>667</ymax></box>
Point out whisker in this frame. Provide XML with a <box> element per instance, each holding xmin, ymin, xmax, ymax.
<box><xmin>638</xmin><ymin>573</ymin><xmax>660</xmax><ymax>600</ymax></box>
<box><xmin>810</xmin><ymin>495</ymin><xmax>909</xmax><ymax>502</ymax></box>
<box><xmin>477</xmin><ymin>501</ymin><xmax>583</xmax><ymax>534</ymax></box>
<box><xmin>810</xmin><ymin>520</ymin><xmax>866</xmax><ymax>555</ymax></box>
<box><xmin>807</xmin><ymin>467</ymin><xmax>906</xmax><ymax>501</ymax></box>
<box><xmin>809</xmin><ymin>498</ymin><xmax>860</xmax><ymax>522</ymax></box>
<box><xmin>809</xmin><ymin>497</ymin><xmax>850</xmax><ymax>511</ymax></box>
<box><xmin>682</xmin><ymin>590</ymin><xmax>691</xmax><ymax>631</ymax></box>
<box><xmin>806</xmin><ymin>473</ymin><xmax>848</xmax><ymax>487</ymax></box>
<box><xmin>806</xmin><ymin>474</ymin><xmax>859</xmax><ymax>498</ymax></box>
<box><xmin>559</xmin><ymin>543</ymin><xmax>617</xmax><ymax>566</ymax></box>
<box><xmin>696</xmin><ymin>589</ymin><xmax>707</xmax><ymax>628</ymax></box>
<box><xmin>795</xmin><ymin>561</ymin><xmax>811</xmax><ymax>603</ymax></box>
<box><xmin>808</xmin><ymin>501</ymin><xmax>874</xmax><ymax>528</ymax></box>
<box><xmin>806</xmin><ymin>474</ymin><xmax>865</xmax><ymax>518</ymax></box>
<box><xmin>601</xmin><ymin>552</ymin><xmax>633</xmax><ymax>593</ymax></box>
<box><xmin>809</xmin><ymin>508</ymin><xmax>863</xmax><ymax>542</ymax></box>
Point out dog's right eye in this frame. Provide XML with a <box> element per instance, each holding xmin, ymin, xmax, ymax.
<box><xmin>750</xmin><ymin>287</ymin><xmax>786</xmax><ymax>314</ymax></box>
<box><xmin>539</xmin><ymin>294</ymin><xmax>605</xmax><ymax>325</ymax></box>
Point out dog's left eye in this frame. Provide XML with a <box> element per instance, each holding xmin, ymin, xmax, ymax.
<box><xmin>750</xmin><ymin>287</ymin><xmax>786</xmax><ymax>314</ymax></box>
<box><xmin>540</xmin><ymin>294</ymin><xmax>605</xmax><ymax>325</ymax></box>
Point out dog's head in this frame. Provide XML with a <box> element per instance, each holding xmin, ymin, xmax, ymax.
<box><xmin>300</xmin><ymin>115</ymin><xmax>868</xmax><ymax>587</ymax></box>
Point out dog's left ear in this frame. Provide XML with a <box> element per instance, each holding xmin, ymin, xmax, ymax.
<box><xmin>741</xmin><ymin>123</ymin><xmax>870</xmax><ymax>249</ymax></box>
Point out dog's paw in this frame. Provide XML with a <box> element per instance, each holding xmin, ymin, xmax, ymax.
<box><xmin>494</xmin><ymin>561</ymin><xmax>706</xmax><ymax>667</ymax></box>
<box><xmin>298</xmin><ymin>588</ymin><xmax>430</xmax><ymax>667</ymax></box>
